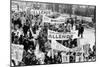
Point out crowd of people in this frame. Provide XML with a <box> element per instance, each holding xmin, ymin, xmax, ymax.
<box><xmin>11</xmin><ymin>9</ymin><xmax>96</xmax><ymax>66</ymax></box>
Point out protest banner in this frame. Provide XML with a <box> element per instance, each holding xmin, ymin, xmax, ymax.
<box><xmin>11</xmin><ymin>44</ymin><xmax>24</xmax><ymax>65</ymax></box>
<box><xmin>50</xmin><ymin>40</ymin><xmax>70</xmax><ymax>59</ymax></box>
<box><xmin>48</xmin><ymin>30</ymin><xmax>78</xmax><ymax>40</ymax></box>
<box><xmin>43</xmin><ymin>15</ymin><xmax>51</xmax><ymax>22</ymax></box>
<box><xmin>76</xmin><ymin>15</ymin><xmax>92</xmax><ymax>22</ymax></box>
<box><xmin>83</xmin><ymin>17</ymin><xmax>92</xmax><ymax>22</ymax></box>
<box><xmin>61</xmin><ymin>14</ymin><xmax>70</xmax><ymax>18</ymax></box>
<box><xmin>71</xmin><ymin>45</ymin><xmax>83</xmax><ymax>52</ymax></box>
<box><xmin>51</xmin><ymin>40</ymin><xmax>70</xmax><ymax>51</ymax></box>
<box><xmin>50</xmin><ymin>15</ymin><xmax>66</xmax><ymax>24</ymax></box>
<box><xmin>30</xmin><ymin>9</ymin><xmax>51</xmax><ymax>15</ymax></box>
<box><xmin>50</xmin><ymin>19</ymin><xmax>65</xmax><ymax>24</ymax></box>
<box><xmin>43</xmin><ymin>15</ymin><xmax>65</xmax><ymax>24</ymax></box>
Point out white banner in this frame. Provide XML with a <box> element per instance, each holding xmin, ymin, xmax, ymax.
<box><xmin>11</xmin><ymin>44</ymin><xmax>24</xmax><ymax>64</ymax></box>
<box><xmin>48</xmin><ymin>30</ymin><xmax>78</xmax><ymax>40</ymax></box>
<box><xmin>51</xmin><ymin>40</ymin><xmax>70</xmax><ymax>51</ymax></box>
<box><xmin>76</xmin><ymin>16</ymin><xmax>92</xmax><ymax>22</ymax></box>
<box><xmin>43</xmin><ymin>15</ymin><xmax>66</xmax><ymax>24</ymax></box>
<box><xmin>43</xmin><ymin>15</ymin><xmax>51</xmax><ymax>22</ymax></box>
<box><xmin>61</xmin><ymin>14</ymin><xmax>70</xmax><ymax>18</ymax></box>
<box><xmin>83</xmin><ymin>17</ymin><xmax>92</xmax><ymax>22</ymax></box>
<box><xmin>51</xmin><ymin>16</ymin><xmax>66</xmax><ymax>24</ymax></box>
<box><xmin>71</xmin><ymin>45</ymin><xmax>83</xmax><ymax>52</ymax></box>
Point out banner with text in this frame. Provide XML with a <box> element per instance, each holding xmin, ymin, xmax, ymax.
<box><xmin>30</xmin><ymin>9</ymin><xmax>51</xmax><ymax>15</ymax></box>
<box><xmin>43</xmin><ymin>15</ymin><xmax>66</xmax><ymax>24</ymax></box>
<box><xmin>48</xmin><ymin>30</ymin><xmax>78</xmax><ymax>40</ymax></box>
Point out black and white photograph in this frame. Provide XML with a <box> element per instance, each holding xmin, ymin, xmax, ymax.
<box><xmin>10</xmin><ymin>0</ymin><xmax>96</xmax><ymax>66</ymax></box>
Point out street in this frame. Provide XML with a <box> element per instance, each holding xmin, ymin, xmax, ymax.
<box><xmin>79</xmin><ymin>28</ymin><xmax>95</xmax><ymax>49</ymax></box>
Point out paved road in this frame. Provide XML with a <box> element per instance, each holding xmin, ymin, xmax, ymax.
<box><xmin>79</xmin><ymin>28</ymin><xmax>95</xmax><ymax>49</ymax></box>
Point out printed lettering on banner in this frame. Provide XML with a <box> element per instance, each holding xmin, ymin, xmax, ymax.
<box><xmin>30</xmin><ymin>9</ymin><xmax>51</xmax><ymax>15</ymax></box>
<box><xmin>48</xmin><ymin>30</ymin><xmax>78</xmax><ymax>40</ymax></box>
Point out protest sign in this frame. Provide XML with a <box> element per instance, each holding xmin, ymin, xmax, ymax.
<box><xmin>11</xmin><ymin>44</ymin><xmax>24</xmax><ymax>64</ymax></box>
<box><xmin>48</xmin><ymin>30</ymin><xmax>78</xmax><ymax>40</ymax></box>
<box><xmin>83</xmin><ymin>44</ymin><xmax>90</xmax><ymax>56</ymax></box>
<box><xmin>30</xmin><ymin>9</ymin><xmax>51</xmax><ymax>15</ymax></box>
<box><xmin>61</xmin><ymin>52</ymin><xmax>69</xmax><ymax>63</ymax></box>
<box><xmin>12</xmin><ymin>4</ymin><xmax>18</xmax><ymax>12</ymax></box>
